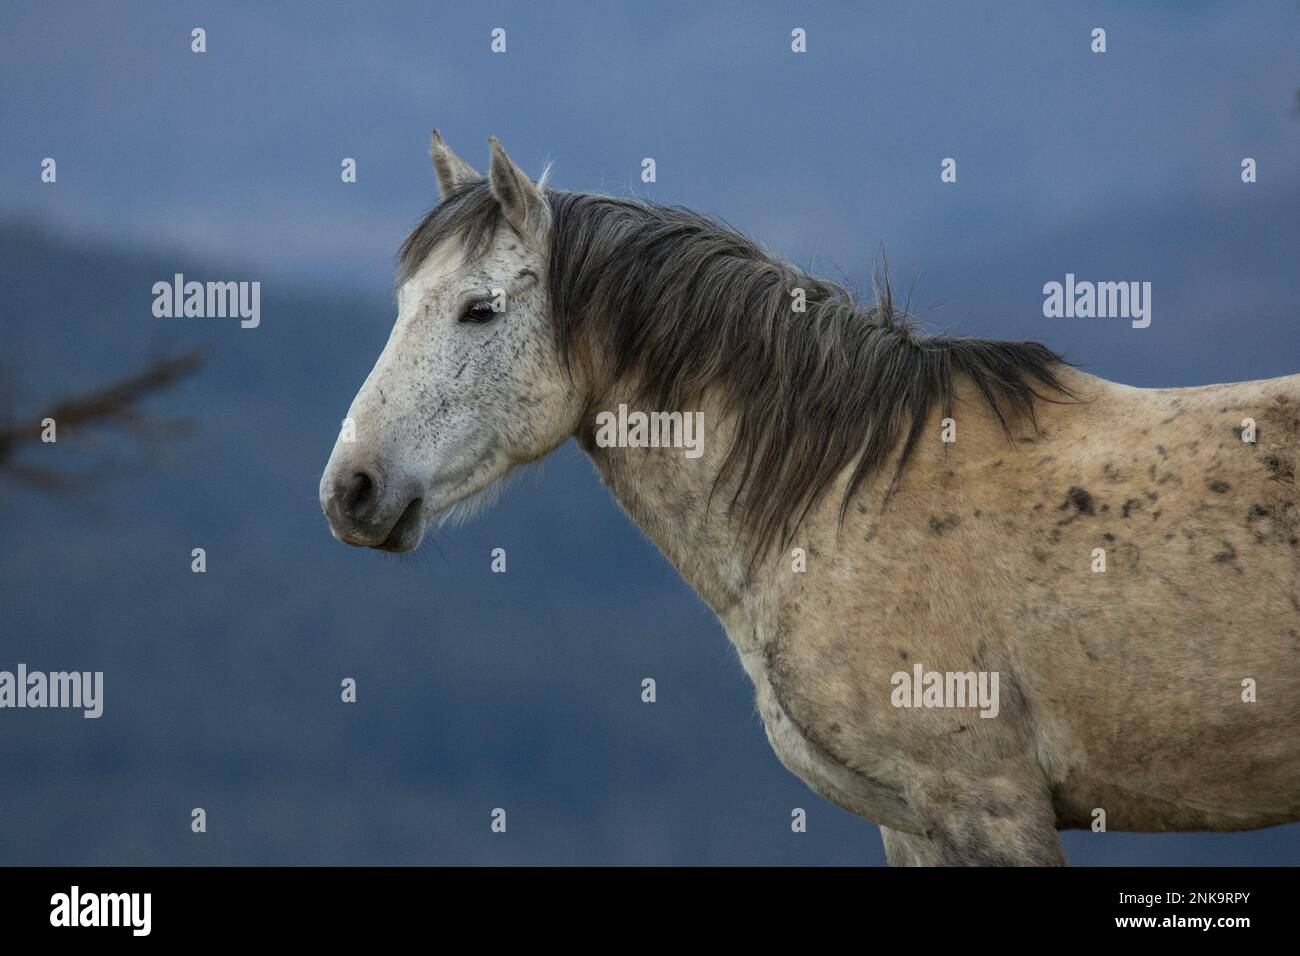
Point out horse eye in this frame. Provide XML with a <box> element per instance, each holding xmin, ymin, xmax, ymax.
<box><xmin>460</xmin><ymin>300</ymin><xmax>499</xmax><ymax>324</ymax></box>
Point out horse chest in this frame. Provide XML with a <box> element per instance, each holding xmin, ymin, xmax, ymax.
<box><xmin>726</xmin><ymin>624</ymin><xmax>924</xmax><ymax>833</ymax></box>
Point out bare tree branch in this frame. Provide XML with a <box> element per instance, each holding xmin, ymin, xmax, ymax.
<box><xmin>0</xmin><ymin>350</ymin><xmax>206</xmax><ymax>484</ymax></box>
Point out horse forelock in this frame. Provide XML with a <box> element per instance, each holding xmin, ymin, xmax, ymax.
<box><xmin>396</xmin><ymin>180</ymin><xmax>501</xmax><ymax>286</ymax></box>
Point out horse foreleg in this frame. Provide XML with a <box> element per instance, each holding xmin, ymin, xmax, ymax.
<box><xmin>879</xmin><ymin>782</ymin><xmax>1066</xmax><ymax>866</ymax></box>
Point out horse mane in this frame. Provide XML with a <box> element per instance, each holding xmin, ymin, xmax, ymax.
<box><xmin>399</xmin><ymin>182</ymin><xmax>1073</xmax><ymax>559</ymax></box>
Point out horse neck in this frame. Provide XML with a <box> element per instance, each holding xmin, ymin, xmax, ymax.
<box><xmin>577</xmin><ymin>387</ymin><xmax>755</xmax><ymax>618</ymax></box>
<box><xmin>573</xmin><ymin>363</ymin><xmax>1085</xmax><ymax>625</ymax></box>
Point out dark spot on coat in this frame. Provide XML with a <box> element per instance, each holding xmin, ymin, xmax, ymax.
<box><xmin>1264</xmin><ymin>454</ymin><xmax>1294</xmax><ymax>482</ymax></box>
<box><xmin>1060</xmin><ymin>487</ymin><xmax>1095</xmax><ymax>516</ymax></box>
<box><xmin>1207</xmin><ymin>479</ymin><xmax>1231</xmax><ymax>494</ymax></box>
<box><xmin>929</xmin><ymin>514</ymin><xmax>961</xmax><ymax>535</ymax></box>
<box><xmin>1211</xmin><ymin>543</ymin><xmax>1237</xmax><ymax>563</ymax></box>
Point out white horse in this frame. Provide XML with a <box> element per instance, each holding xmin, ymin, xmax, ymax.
<box><xmin>320</xmin><ymin>133</ymin><xmax>1300</xmax><ymax>865</ymax></box>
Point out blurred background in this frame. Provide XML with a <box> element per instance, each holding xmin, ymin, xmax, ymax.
<box><xmin>0</xmin><ymin>0</ymin><xmax>1296</xmax><ymax>864</ymax></box>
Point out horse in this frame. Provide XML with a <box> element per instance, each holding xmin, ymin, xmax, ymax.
<box><xmin>319</xmin><ymin>133</ymin><xmax>1300</xmax><ymax>865</ymax></box>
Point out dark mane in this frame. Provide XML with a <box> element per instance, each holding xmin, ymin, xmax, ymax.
<box><xmin>399</xmin><ymin>182</ymin><xmax>1073</xmax><ymax>559</ymax></box>
<box><xmin>398</xmin><ymin>182</ymin><xmax>503</xmax><ymax>283</ymax></box>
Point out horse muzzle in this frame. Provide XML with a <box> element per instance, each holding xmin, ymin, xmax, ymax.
<box><xmin>319</xmin><ymin>462</ymin><xmax>426</xmax><ymax>552</ymax></box>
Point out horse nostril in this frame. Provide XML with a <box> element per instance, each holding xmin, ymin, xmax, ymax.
<box><xmin>342</xmin><ymin>470</ymin><xmax>379</xmax><ymax>520</ymax></box>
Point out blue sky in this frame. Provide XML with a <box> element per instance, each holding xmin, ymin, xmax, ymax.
<box><xmin>0</xmin><ymin>1</ymin><xmax>1297</xmax><ymax>865</ymax></box>
<box><xmin>2</xmin><ymin>3</ymin><xmax>1295</xmax><ymax>283</ymax></box>
<box><xmin>4</xmin><ymin>2</ymin><xmax>1296</xmax><ymax>381</ymax></box>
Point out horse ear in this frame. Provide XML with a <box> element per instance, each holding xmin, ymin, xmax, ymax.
<box><xmin>487</xmin><ymin>136</ymin><xmax>546</xmax><ymax>242</ymax></box>
<box><xmin>429</xmin><ymin>130</ymin><xmax>480</xmax><ymax>197</ymax></box>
